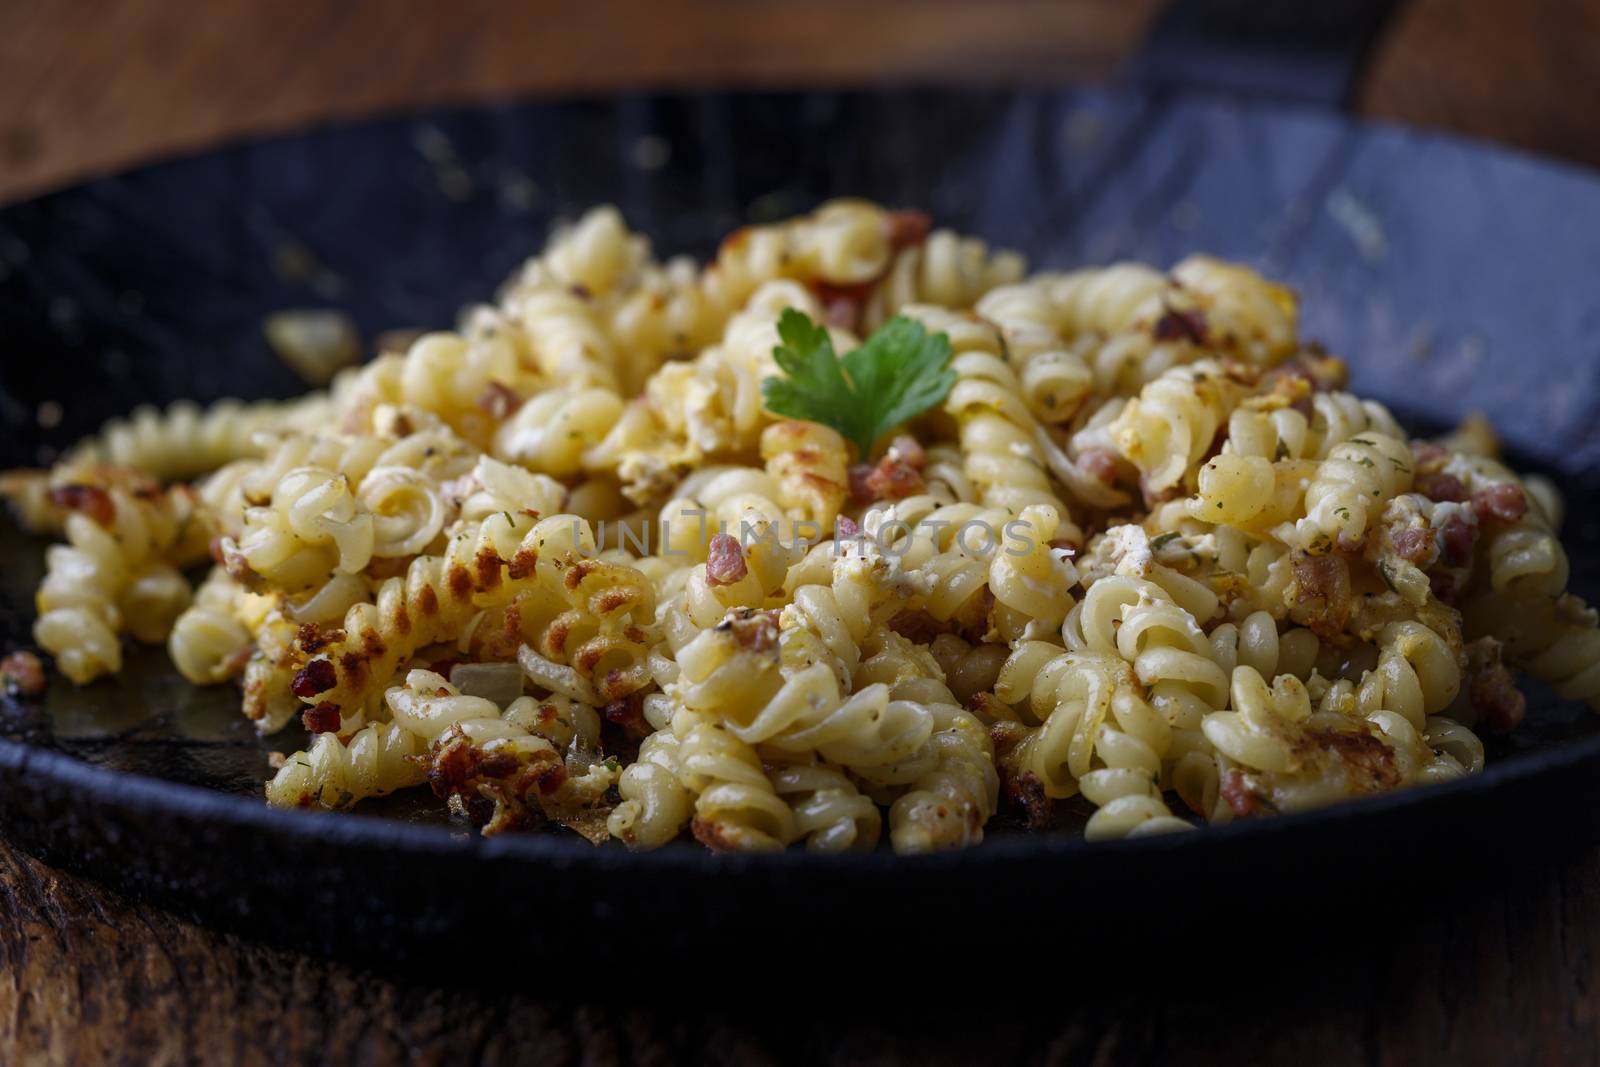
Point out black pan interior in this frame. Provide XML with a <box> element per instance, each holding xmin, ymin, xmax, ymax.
<box><xmin>3</xmin><ymin>88</ymin><xmax>1600</xmax><ymax>973</ymax></box>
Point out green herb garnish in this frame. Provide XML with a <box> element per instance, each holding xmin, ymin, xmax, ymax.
<box><xmin>761</xmin><ymin>310</ymin><xmax>955</xmax><ymax>459</ymax></box>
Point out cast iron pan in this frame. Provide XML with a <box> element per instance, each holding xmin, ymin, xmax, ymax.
<box><xmin>4</xmin><ymin>8</ymin><xmax>1600</xmax><ymax>980</ymax></box>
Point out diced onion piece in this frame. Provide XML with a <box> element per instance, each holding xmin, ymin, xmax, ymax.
<box><xmin>263</xmin><ymin>309</ymin><xmax>360</xmax><ymax>385</ymax></box>
<box><xmin>449</xmin><ymin>661</ymin><xmax>525</xmax><ymax>706</ymax></box>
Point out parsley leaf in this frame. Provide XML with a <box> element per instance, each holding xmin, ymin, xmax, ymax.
<box><xmin>762</xmin><ymin>309</ymin><xmax>955</xmax><ymax>459</ymax></box>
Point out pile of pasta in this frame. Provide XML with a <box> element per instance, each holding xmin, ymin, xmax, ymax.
<box><xmin>5</xmin><ymin>199</ymin><xmax>1595</xmax><ymax>854</ymax></box>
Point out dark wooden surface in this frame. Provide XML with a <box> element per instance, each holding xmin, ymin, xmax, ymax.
<box><xmin>5</xmin><ymin>0</ymin><xmax>1600</xmax><ymax>205</ymax></box>
<box><xmin>6</xmin><ymin>838</ymin><xmax>1600</xmax><ymax>1066</ymax></box>
<box><xmin>5</xmin><ymin>1</ymin><xmax>1600</xmax><ymax>1063</ymax></box>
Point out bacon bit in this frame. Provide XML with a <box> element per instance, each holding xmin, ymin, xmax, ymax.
<box><xmin>705</xmin><ymin>533</ymin><xmax>748</xmax><ymax>587</ymax></box>
<box><xmin>1151</xmin><ymin>305</ymin><xmax>1209</xmax><ymax>345</ymax></box>
<box><xmin>975</xmin><ymin>694</ymin><xmax>1012</xmax><ymax>724</ymax></box>
<box><xmin>603</xmin><ymin>693</ymin><xmax>646</xmax><ymax>729</ymax></box>
<box><xmin>475</xmin><ymin>751</ymin><xmax>522</xmax><ymax>779</ymax></box>
<box><xmin>1007</xmin><ymin>770</ymin><xmax>1053</xmax><ymax>831</ymax></box>
<box><xmin>848</xmin><ymin>464</ymin><xmax>876</xmax><ymax>505</ymax></box>
<box><xmin>535</xmin><ymin>763</ymin><xmax>569</xmax><ymax>795</ymax></box>
<box><xmin>462</xmin><ymin>792</ymin><xmax>497</xmax><ymax>828</ymax></box>
<box><xmin>1436</xmin><ymin>515</ymin><xmax>1477</xmax><ymax>568</ymax></box>
<box><xmin>302</xmin><ymin>703</ymin><xmax>343</xmax><ymax>734</ymax></box>
<box><xmin>822</xmin><ymin>299</ymin><xmax>858</xmax><ymax>331</ymax></box>
<box><xmin>835</xmin><ymin>515</ymin><xmax>861</xmax><ymax>540</ymax></box>
<box><xmin>1389</xmin><ymin>527</ymin><xmax>1434</xmax><ymax>565</ymax></box>
<box><xmin>218</xmin><ymin>539</ymin><xmax>260</xmax><ymax>586</ymax></box>
<box><xmin>1416</xmin><ymin>471</ymin><xmax>1467</xmax><ymax>503</ymax></box>
<box><xmin>1466</xmin><ymin>638</ymin><xmax>1526</xmax><ymax>733</ymax></box>
<box><xmin>48</xmin><ymin>484</ymin><xmax>115</xmax><ymax>526</ymax></box>
<box><xmin>1301</xmin><ymin>727</ymin><xmax>1402</xmax><ymax>791</ymax></box>
<box><xmin>1220</xmin><ymin>768</ymin><xmax>1259</xmax><ymax>817</ymax></box>
<box><xmin>723</xmin><ymin>609</ymin><xmax>779</xmax><ymax>652</ymax></box>
<box><xmin>887</xmin><ymin>609</ymin><xmax>950</xmax><ymax>643</ymax></box>
<box><xmin>884</xmin><ymin>209</ymin><xmax>932</xmax><ymax>250</ymax></box>
<box><xmin>851</xmin><ymin>455</ymin><xmax>924</xmax><ymax>503</ymax></box>
<box><xmin>290</xmin><ymin>659</ymin><xmax>338</xmax><ymax>699</ymax></box>
<box><xmin>866</xmin><ymin>459</ymin><xmax>924</xmax><ymax>501</ymax></box>
<box><xmin>569</xmin><ymin>283</ymin><xmax>592</xmax><ymax>301</ymax></box>
<box><xmin>1410</xmin><ymin>441</ymin><xmax>1450</xmax><ymax>474</ymax></box>
<box><xmin>887</xmin><ymin>435</ymin><xmax>927</xmax><ymax>470</ymax></box>
<box><xmin>296</xmin><ymin>623</ymin><xmax>343</xmax><ymax>655</ymax></box>
<box><xmin>808</xmin><ymin>279</ymin><xmax>873</xmax><ymax>334</ymax></box>
<box><xmin>0</xmin><ymin>651</ymin><xmax>46</xmax><ymax>697</ymax></box>
<box><xmin>1293</xmin><ymin>554</ymin><xmax>1353</xmax><ymax>637</ymax></box>
<box><xmin>1472</xmin><ymin>483</ymin><xmax>1527</xmax><ymax>524</ymax></box>
<box><xmin>427</xmin><ymin>732</ymin><xmax>478</xmax><ymax>797</ymax></box>
<box><xmin>1077</xmin><ymin>448</ymin><xmax>1119</xmax><ymax>486</ymax></box>
<box><xmin>692</xmin><ymin>816</ymin><xmax>741</xmax><ymax>852</ymax></box>
<box><xmin>477</xmin><ymin>381</ymin><xmax>521</xmax><ymax>421</ymax></box>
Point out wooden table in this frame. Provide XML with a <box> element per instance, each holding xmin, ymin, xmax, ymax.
<box><xmin>5</xmin><ymin>1</ymin><xmax>1600</xmax><ymax>1062</ymax></box>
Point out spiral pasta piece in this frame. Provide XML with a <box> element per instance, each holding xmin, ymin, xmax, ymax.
<box><xmin>608</xmin><ymin>728</ymin><xmax>694</xmax><ymax>848</ymax></box>
<box><xmin>265</xmin><ymin>721</ymin><xmax>427</xmax><ymax>809</ymax></box>
<box><xmin>1467</xmin><ymin>593</ymin><xmax>1600</xmax><ymax>708</ymax></box>
<box><xmin>1290</xmin><ymin>431</ymin><xmax>1414</xmax><ymax>551</ymax></box>
<box><xmin>911</xmin><ymin>305</ymin><xmax>1081</xmax><ymax>538</ymax></box>
<box><xmin>1110</xmin><ymin>359</ymin><xmax>1248</xmax><ymax>494</ymax></box>
<box><xmin>1203</xmin><ymin>665</ymin><xmax>1474</xmax><ymax>817</ymax></box>
<box><xmin>862</xmin><ymin>226</ymin><xmax>1026</xmax><ymax>329</ymax></box>
<box><xmin>887</xmin><ymin>702</ymin><xmax>998</xmax><ymax>853</ymax></box>
<box><xmin>770</xmin><ymin>762</ymin><xmax>882</xmax><ymax>852</ymax></box>
<box><xmin>33</xmin><ymin>479</ymin><xmax>201</xmax><ymax>683</ymax></box>
<box><xmin>65</xmin><ymin>394</ymin><xmax>333</xmax><ymax>482</ymax></box>
<box><xmin>674</xmin><ymin>712</ymin><xmax>796</xmax><ymax>852</ymax></box>
<box><xmin>168</xmin><ymin>566</ymin><xmax>253</xmax><ymax>685</ymax></box>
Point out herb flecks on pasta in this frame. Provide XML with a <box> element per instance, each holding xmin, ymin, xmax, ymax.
<box><xmin>2</xmin><ymin>199</ymin><xmax>1583</xmax><ymax>853</ymax></box>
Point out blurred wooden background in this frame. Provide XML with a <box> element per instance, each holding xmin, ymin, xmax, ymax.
<box><xmin>2</xmin><ymin>0</ymin><xmax>1599</xmax><ymax>204</ymax></box>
